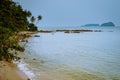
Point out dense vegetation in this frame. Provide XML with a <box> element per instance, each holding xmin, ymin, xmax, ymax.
<box><xmin>0</xmin><ymin>0</ymin><xmax>41</xmax><ymax>61</ymax></box>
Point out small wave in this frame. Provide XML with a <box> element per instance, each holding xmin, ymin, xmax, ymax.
<box><xmin>13</xmin><ymin>60</ymin><xmax>36</xmax><ymax>80</ymax></box>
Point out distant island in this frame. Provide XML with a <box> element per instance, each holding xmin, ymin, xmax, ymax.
<box><xmin>84</xmin><ymin>24</ymin><xmax>99</xmax><ymax>26</ymax></box>
<box><xmin>83</xmin><ymin>22</ymin><xmax>115</xmax><ymax>27</ymax></box>
<box><xmin>101</xmin><ymin>22</ymin><xmax>115</xmax><ymax>26</ymax></box>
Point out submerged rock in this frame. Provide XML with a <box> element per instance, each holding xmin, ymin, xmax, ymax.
<box><xmin>34</xmin><ymin>35</ymin><xmax>40</xmax><ymax>37</ymax></box>
<box><xmin>33</xmin><ymin>58</ymin><xmax>36</xmax><ymax>60</ymax></box>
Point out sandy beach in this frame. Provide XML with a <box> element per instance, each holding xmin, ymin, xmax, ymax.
<box><xmin>0</xmin><ymin>61</ymin><xmax>29</xmax><ymax>80</ymax></box>
<box><xmin>0</xmin><ymin>31</ymin><xmax>37</xmax><ymax>80</ymax></box>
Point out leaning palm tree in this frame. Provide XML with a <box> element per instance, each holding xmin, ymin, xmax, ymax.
<box><xmin>36</xmin><ymin>15</ymin><xmax>42</xmax><ymax>25</ymax></box>
<box><xmin>30</xmin><ymin>16</ymin><xmax>35</xmax><ymax>23</ymax></box>
<box><xmin>38</xmin><ymin>15</ymin><xmax>42</xmax><ymax>21</ymax></box>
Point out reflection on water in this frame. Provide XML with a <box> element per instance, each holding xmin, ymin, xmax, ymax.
<box><xmin>19</xmin><ymin>27</ymin><xmax>120</xmax><ymax>80</ymax></box>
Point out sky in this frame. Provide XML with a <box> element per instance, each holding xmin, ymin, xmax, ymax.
<box><xmin>14</xmin><ymin>0</ymin><xmax>120</xmax><ymax>28</ymax></box>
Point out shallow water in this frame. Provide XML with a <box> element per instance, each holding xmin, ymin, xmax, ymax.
<box><xmin>19</xmin><ymin>27</ymin><xmax>120</xmax><ymax>80</ymax></box>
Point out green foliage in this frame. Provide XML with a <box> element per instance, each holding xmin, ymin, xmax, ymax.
<box><xmin>28</xmin><ymin>23</ymin><xmax>38</xmax><ymax>31</ymax></box>
<box><xmin>37</xmin><ymin>15</ymin><xmax>42</xmax><ymax>22</ymax></box>
<box><xmin>0</xmin><ymin>0</ymin><xmax>31</xmax><ymax>31</ymax></box>
<box><xmin>0</xmin><ymin>0</ymin><xmax>42</xmax><ymax>61</ymax></box>
<box><xmin>27</xmin><ymin>15</ymin><xmax>42</xmax><ymax>31</ymax></box>
<box><xmin>0</xmin><ymin>0</ymin><xmax>30</xmax><ymax>61</ymax></box>
<box><xmin>30</xmin><ymin>16</ymin><xmax>36</xmax><ymax>23</ymax></box>
<box><xmin>0</xmin><ymin>26</ymin><xmax>25</xmax><ymax>61</ymax></box>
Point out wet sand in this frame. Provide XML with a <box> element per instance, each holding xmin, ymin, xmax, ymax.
<box><xmin>0</xmin><ymin>61</ymin><xmax>28</xmax><ymax>80</ymax></box>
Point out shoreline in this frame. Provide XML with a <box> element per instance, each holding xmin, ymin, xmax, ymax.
<box><xmin>0</xmin><ymin>31</ymin><xmax>37</xmax><ymax>80</ymax></box>
<box><xmin>0</xmin><ymin>61</ymin><xmax>29</xmax><ymax>80</ymax></box>
<box><xmin>38</xmin><ymin>29</ymin><xmax>102</xmax><ymax>33</ymax></box>
<box><xmin>14</xmin><ymin>60</ymin><xmax>35</xmax><ymax>80</ymax></box>
<box><xmin>0</xmin><ymin>29</ymin><xmax>103</xmax><ymax>80</ymax></box>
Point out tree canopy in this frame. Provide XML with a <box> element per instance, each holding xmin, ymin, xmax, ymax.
<box><xmin>0</xmin><ymin>0</ymin><xmax>41</xmax><ymax>61</ymax></box>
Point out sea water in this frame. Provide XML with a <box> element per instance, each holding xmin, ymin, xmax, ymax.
<box><xmin>19</xmin><ymin>26</ymin><xmax>120</xmax><ymax>80</ymax></box>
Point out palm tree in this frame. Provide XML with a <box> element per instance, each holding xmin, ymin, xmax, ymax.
<box><xmin>36</xmin><ymin>15</ymin><xmax>42</xmax><ymax>25</ymax></box>
<box><xmin>28</xmin><ymin>15</ymin><xmax>42</xmax><ymax>31</ymax></box>
<box><xmin>38</xmin><ymin>15</ymin><xmax>42</xmax><ymax>21</ymax></box>
<box><xmin>30</xmin><ymin>16</ymin><xmax>35</xmax><ymax>23</ymax></box>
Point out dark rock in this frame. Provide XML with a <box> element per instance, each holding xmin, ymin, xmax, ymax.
<box><xmin>27</xmin><ymin>78</ymin><xmax>30</xmax><ymax>80</ymax></box>
<box><xmin>34</xmin><ymin>35</ymin><xmax>40</xmax><ymax>37</ymax></box>
<box><xmin>94</xmin><ymin>30</ymin><xmax>102</xmax><ymax>32</ymax></box>
<box><xmin>33</xmin><ymin>58</ymin><xmax>36</xmax><ymax>60</ymax></box>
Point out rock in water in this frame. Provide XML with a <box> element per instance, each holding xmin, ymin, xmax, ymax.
<box><xmin>34</xmin><ymin>35</ymin><xmax>40</xmax><ymax>37</ymax></box>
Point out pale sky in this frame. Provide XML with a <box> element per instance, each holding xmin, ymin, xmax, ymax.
<box><xmin>14</xmin><ymin>0</ymin><xmax>120</xmax><ymax>28</ymax></box>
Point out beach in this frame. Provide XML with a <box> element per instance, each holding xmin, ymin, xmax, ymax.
<box><xmin>0</xmin><ymin>61</ymin><xmax>28</xmax><ymax>80</ymax></box>
<box><xmin>0</xmin><ymin>27</ymin><xmax>120</xmax><ymax>80</ymax></box>
<box><xmin>0</xmin><ymin>31</ymin><xmax>37</xmax><ymax>80</ymax></box>
<box><xmin>18</xmin><ymin>27</ymin><xmax>120</xmax><ymax>80</ymax></box>
<box><xmin>1</xmin><ymin>0</ymin><xmax>120</xmax><ymax>79</ymax></box>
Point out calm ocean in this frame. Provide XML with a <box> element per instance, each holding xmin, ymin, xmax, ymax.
<box><xmin>19</xmin><ymin>26</ymin><xmax>120</xmax><ymax>80</ymax></box>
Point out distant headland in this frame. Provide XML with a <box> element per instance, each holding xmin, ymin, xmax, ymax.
<box><xmin>101</xmin><ymin>22</ymin><xmax>115</xmax><ymax>26</ymax></box>
<box><xmin>83</xmin><ymin>22</ymin><xmax>115</xmax><ymax>27</ymax></box>
<box><xmin>84</xmin><ymin>24</ymin><xmax>99</xmax><ymax>26</ymax></box>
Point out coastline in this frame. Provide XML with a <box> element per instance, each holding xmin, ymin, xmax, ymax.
<box><xmin>0</xmin><ymin>29</ymin><xmax>110</xmax><ymax>80</ymax></box>
<box><xmin>0</xmin><ymin>61</ymin><xmax>28</xmax><ymax>80</ymax></box>
<box><xmin>8</xmin><ymin>30</ymin><xmax>101</xmax><ymax>80</ymax></box>
<box><xmin>0</xmin><ymin>31</ymin><xmax>37</xmax><ymax>80</ymax></box>
<box><xmin>38</xmin><ymin>29</ymin><xmax>102</xmax><ymax>33</ymax></box>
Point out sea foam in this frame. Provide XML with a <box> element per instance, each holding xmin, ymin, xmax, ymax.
<box><xmin>13</xmin><ymin>60</ymin><xmax>36</xmax><ymax>80</ymax></box>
